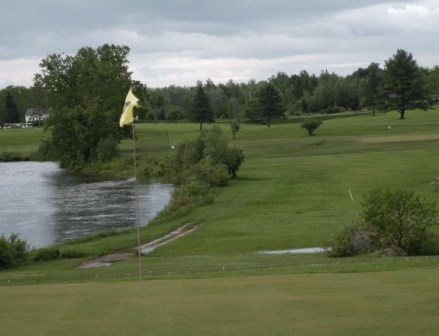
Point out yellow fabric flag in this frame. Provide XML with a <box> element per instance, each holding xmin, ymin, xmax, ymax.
<box><xmin>119</xmin><ymin>88</ymin><xmax>139</xmax><ymax>127</ymax></box>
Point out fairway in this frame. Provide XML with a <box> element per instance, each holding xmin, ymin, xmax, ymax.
<box><xmin>2</xmin><ymin>109</ymin><xmax>439</xmax><ymax>335</ymax></box>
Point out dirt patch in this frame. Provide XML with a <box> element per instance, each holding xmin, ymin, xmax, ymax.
<box><xmin>139</xmin><ymin>223</ymin><xmax>198</xmax><ymax>255</ymax></box>
<box><xmin>78</xmin><ymin>223</ymin><xmax>199</xmax><ymax>269</ymax></box>
<box><xmin>78</xmin><ymin>252</ymin><xmax>134</xmax><ymax>269</ymax></box>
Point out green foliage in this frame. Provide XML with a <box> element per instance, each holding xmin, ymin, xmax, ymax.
<box><xmin>189</xmin><ymin>81</ymin><xmax>214</xmax><ymax>130</ymax></box>
<box><xmin>95</xmin><ymin>136</ymin><xmax>119</xmax><ymax>162</ymax></box>
<box><xmin>35</xmin><ymin>44</ymin><xmax>133</xmax><ymax>170</ymax></box>
<box><xmin>223</xmin><ymin>145</ymin><xmax>246</xmax><ymax>177</ymax></box>
<box><xmin>329</xmin><ymin>188</ymin><xmax>439</xmax><ymax>257</ymax></box>
<box><xmin>327</xmin><ymin>224</ymin><xmax>376</xmax><ymax>257</ymax></box>
<box><xmin>0</xmin><ymin>234</ymin><xmax>29</xmax><ymax>269</ymax></box>
<box><xmin>0</xmin><ymin>151</ymin><xmax>31</xmax><ymax>162</ymax></box>
<box><xmin>159</xmin><ymin>126</ymin><xmax>245</xmax><ymax>215</ymax></box>
<box><xmin>361</xmin><ymin>188</ymin><xmax>438</xmax><ymax>255</ymax></box>
<box><xmin>3</xmin><ymin>92</ymin><xmax>20</xmax><ymax>124</ymax></box>
<box><xmin>363</xmin><ymin>62</ymin><xmax>384</xmax><ymax>115</ymax></box>
<box><xmin>172</xmin><ymin>125</ymin><xmax>245</xmax><ymax>182</ymax></box>
<box><xmin>257</xmin><ymin>82</ymin><xmax>285</xmax><ymax>127</ymax></box>
<box><xmin>230</xmin><ymin>120</ymin><xmax>240</xmax><ymax>139</ymax></box>
<box><xmin>33</xmin><ymin>247</ymin><xmax>61</xmax><ymax>262</ymax></box>
<box><xmin>383</xmin><ymin>49</ymin><xmax>432</xmax><ymax>119</ymax></box>
<box><xmin>300</xmin><ymin>119</ymin><xmax>322</xmax><ymax>136</ymax></box>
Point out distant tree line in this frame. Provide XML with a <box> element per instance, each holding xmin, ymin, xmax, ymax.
<box><xmin>0</xmin><ymin>47</ymin><xmax>437</xmax><ymax>169</ymax></box>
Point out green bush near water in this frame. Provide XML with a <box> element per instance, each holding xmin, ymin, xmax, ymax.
<box><xmin>0</xmin><ymin>234</ymin><xmax>29</xmax><ymax>269</ymax></box>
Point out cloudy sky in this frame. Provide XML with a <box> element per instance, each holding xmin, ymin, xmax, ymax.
<box><xmin>1</xmin><ymin>0</ymin><xmax>438</xmax><ymax>88</ymax></box>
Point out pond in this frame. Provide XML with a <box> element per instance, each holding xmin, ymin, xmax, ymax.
<box><xmin>0</xmin><ymin>162</ymin><xmax>173</xmax><ymax>248</ymax></box>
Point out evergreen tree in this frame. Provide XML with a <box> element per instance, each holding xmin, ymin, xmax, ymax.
<box><xmin>257</xmin><ymin>82</ymin><xmax>284</xmax><ymax>127</ymax></box>
<box><xmin>3</xmin><ymin>92</ymin><xmax>19</xmax><ymax>124</ymax></box>
<box><xmin>363</xmin><ymin>63</ymin><xmax>384</xmax><ymax>115</ymax></box>
<box><xmin>190</xmin><ymin>81</ymin><xmax>214</xmax><ymax>130</ymax></box>
<box><xmin>383</xmin><ymin>49</ymin><xmax>432</xmax><ymax>119</ymax></box>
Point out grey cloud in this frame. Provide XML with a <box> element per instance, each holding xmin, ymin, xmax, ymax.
<box><xmin>0</xmin><ymin>0</ymin><xmax>437</xmax><ymax>88</ymax></box>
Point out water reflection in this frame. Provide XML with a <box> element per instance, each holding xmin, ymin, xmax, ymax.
<box><xmin>0</xmin><ymin>162</ymin><xmax>173</xmax><ymax>248</ymax></box>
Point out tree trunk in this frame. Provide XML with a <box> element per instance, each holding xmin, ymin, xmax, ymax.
<box><xmin>199</xmin><ymin>122</ymin><xmax>203</xmax><ymax>130</ymax></box>
<box><xmin>399</xmin><ymin>109</ymin><xmax>405</xmax><ymax>120</ymax></box>
<box><xmin>267</xmin><ymin>117</ymin><xmax>271</xmax><ymax>128</ymax></box>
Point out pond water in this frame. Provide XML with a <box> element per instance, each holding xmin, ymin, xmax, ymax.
<box><xmin>0</xmin><ymin>162</ymin><xmax>173</xmax><ymax>248</ymax></box>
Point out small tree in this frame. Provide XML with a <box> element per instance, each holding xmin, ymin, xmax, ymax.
<box><xmin>300</xmin><ymin>119</ymin><xmax>322</xmax><ymax>136</ymax></box>
<box><xmin>230</xmin><ymin>120</ymin><xmax>240</xmax><ymax>139</ymax></box>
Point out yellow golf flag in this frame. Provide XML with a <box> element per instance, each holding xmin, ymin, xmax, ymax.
<box><xmin>119</xmin><ymin>89</ymin><xmax>139</xmax><ymax>127</ymax></box>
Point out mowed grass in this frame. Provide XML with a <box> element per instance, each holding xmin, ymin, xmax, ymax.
<box><xmin>120</xmin><ymin>109</ymin><xmax>439</xmax><ymax>256</ymax></box>
<box><xmin>2</xmin><ymin>109</ymin><xmax>439</xmax><ymax>335</ymax></box>
<box><xmin>1</xmin><ymin>269</ymin><xmax>439</xmax><ymax>336</ymax></box>
<box><xmin>0</xmin><ymin>127</ymin><xmax>47</xmax><ymax>154</ymax></box>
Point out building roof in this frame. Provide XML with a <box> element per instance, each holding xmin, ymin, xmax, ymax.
<box><xmin>25</xmin><ymin>108</ymin><xmax>49</xmax><ymax>117</ymax></box>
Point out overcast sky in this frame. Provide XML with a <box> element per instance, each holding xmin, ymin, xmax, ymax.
<box><xmin>1</xmin><ymin>0</ymin><xmax>438</xmax><ymax>88</ymax></box>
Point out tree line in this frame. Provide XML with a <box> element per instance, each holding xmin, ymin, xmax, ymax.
<box><xmin>0</xmin><ymin>46</ymin><xmax>437</xmax><ymax>169</ymax></box>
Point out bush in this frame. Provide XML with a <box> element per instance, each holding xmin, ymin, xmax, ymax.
<box><xmin>33</xmin><ymin>247</ymin><xmax>61</xmax><ymax>262</ymax></box>
<box><xmin>0</xmin><ymin>152</ymin><xmax>31</xmax><ymax>162</ymax></box>
<box><xmin>166</xmin><ymin>179</ymin><xmax>213</xmax><ymax>211</ymax></box>
<box><xmin>60</xmin><ymin>250</ymin><xmax>88</xmax><ymax>259</ymax></box>
<box><xmin>0</xmin><ymin>233</ymin><xmax>29</xmax><ymax>269</ymax></box>
<box><xmin>328</xmin><ymin>188</ymin><xmax>439</xmax><ymax>257</ymax></box>
<box><xmin>182</xmin><ymin>158</ymin><xmax>229</xmax><ymax>188</ymax></box>
<box><xmin>95</xmin><ymin>136</ymin><xmax>119</xmax><ymax>162</ymax></box>
<box><xmin>222</xmin><ymin>146</ymin><xmax>246</xmax><ymax>177</ymax></box>
<box><xmin>300</xmin><ymin>119</ymin><xmax>322</xmax><ymax>136</ymax></box>
<box><xmin>327</xmin><ymin>224</ymin><xmax>376</xmax><ymax>257</ymax></box>
<box><xmin>362</xmin><ymin>188</ymin><xmax>438</xmax><ymax>255</ymax></box>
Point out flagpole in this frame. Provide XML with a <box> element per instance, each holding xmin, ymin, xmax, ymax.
<box><xmin>131</xmin><ymin>122</ymin><xmax>143</xmax><ymax>288</ymax></box>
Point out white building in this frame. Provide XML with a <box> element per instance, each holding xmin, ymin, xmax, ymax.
<box><xmin>24</xmin><ymin>108</ymin><xmax>49</xmax><ymax>124</ymax></box>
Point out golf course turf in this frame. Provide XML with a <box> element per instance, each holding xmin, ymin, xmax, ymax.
<box><xmin>1</xmin><ymin>109</ymin><xmax>439</xmax><ymax>335</ymax></box>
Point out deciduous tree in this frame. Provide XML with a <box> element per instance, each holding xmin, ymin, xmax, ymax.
<box><xmin>34</xmin><ymin>44</ymin><xmax>133</xmax><ymax>169</ymax></box>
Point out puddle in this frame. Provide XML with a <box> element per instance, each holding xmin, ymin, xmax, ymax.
<box><xmin>257</xmin><ymin>247</ymin><xmax>327</xmax><ymax>255</ymax></box>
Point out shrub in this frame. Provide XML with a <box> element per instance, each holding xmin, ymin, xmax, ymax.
<box><xmin>34</xmin><ymin>247</ymin><xmax>61</xmax><ymax>262</ymax></box>
<box><xmin>327</xmin><ymin>224</ymin><xmax>376</xmax><ymax>257</ymax></box>
<box><xmin>362</xmin><ymin>188</ymin><xmax>438</xmax><ymax>255</ymax></box>
<box><xmin>166</xmin><ymin>179</ymin><xmax>213</xmax><ymax>211</ymax></box>
<box><xmin>300</xmin><ymin>119</ymin><xmax>322</xmax><ymax>136</ymax></box>
<box><xmin>0</xmin><ymin>233</ymin><xmax>29</xmax><ymax>269</ymax></box>
<box><xmin>182</xmin><ymin>158</ymin><xmax>229</xmax><ymax>188</ymax></box>
<box><xmin>222</xmin><ymin>146</ymin><xmax>246</xmax><ymax>177</ymax></box>
<box><xmin>60</xmin><ymin>250</ymin><xmax>88</xmax><ymax>259</ymax></box>
<box><xmin>328</xmin><ymin>188</ymin><xmax>439</xmax><ymax>257</ymax></box>
<box><xmin>95</xmin><ymin>136</ymin><xmax>119</xmax><ymax>162</ymax></box>
<box><xmin>230</xmin><ymin>120</ymin><xmax>240</xmax><ymax>139</ymax></box>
